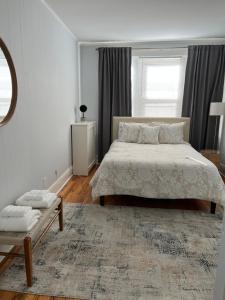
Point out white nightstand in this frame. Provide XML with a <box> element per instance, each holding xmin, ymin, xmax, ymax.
<box><xmin>71</xmin><ymin>121</ymin><xmax>96</xmax><ymax>176</ymax></box>
<box><xmin>201</xmin><ymin>149</ymin><xmax>225</xmax><ymax>180</ymax></box>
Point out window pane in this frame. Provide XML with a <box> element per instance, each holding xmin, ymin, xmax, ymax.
<box><xmin>0</xmin><ymin>65</ymin><xmax>12</xmax><ymax>98</ymax></box>
<box><xmin>142</xmin><ymin>64</ymin><xmax>180</xmax><ymax>100</ymax></box>
<box><xmin>143</xmin><ymin>103</ymin><xmax>177</xmax><ymax>117</ymax></box>
<box><xmin>131</xmin><ymin>55</ymin><xmax>187</xmax><ymax>118</ymax></box>
<box><xmin>0</xmin><ymin>60</ymin><xmax>12</xmax><ymax>117</ymax></box>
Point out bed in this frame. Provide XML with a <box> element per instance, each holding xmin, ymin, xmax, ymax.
<box><xmin>90</xmin><ymin>117</ymin><xmax>225</xmax><ymax>212</ymax></box>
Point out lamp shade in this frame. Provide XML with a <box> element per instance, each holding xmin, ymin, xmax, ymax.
<box><xmin>209</xmin><ymin>102</ymin><xmax>225</xmax><ymax>116</ymax></box>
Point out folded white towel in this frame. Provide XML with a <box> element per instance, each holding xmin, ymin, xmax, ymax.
<box><xmin>0</xmin><ymin>205</ymin><xmax>32</xmax><ymax>217</ymax></box>
<box><xmin>0</xmin><ymin>209</ymin><xmax>41</xmax><ymax>232</ymax></box>
<box><xmin>16</xmin><ymin>193</ymin><xmax>56</xmax><ymax>208</ymax></box>
<box><xmin>29</xmin><ymin>190</ymin><xmax>49</xmax><ymax>195</ymax></box>
<box><xmin>23</xmin><ymin>190</ymin><xmax>50</xmax><ymax>201</ymax></box>
<box><xmin>0</xmin><ymin>218</ymin><xmax>38</xmax><ymax>232</ymax></box>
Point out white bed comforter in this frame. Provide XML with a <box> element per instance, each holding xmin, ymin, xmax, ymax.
<box><xmin>90</xmin><ymin>141</ymin><xmax>225</xmax><ymax>206</ymax></box>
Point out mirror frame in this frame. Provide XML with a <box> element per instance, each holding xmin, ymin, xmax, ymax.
<box><xmin>0</xmin><ymin>37</ymin><xmax>18</xmax><ymax>127</ymax></box>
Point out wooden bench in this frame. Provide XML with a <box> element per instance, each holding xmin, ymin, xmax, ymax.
<box><xmin>0</xmin><ymin>197</ymin><xmax>63</xmax><ymax>287</ymax></box>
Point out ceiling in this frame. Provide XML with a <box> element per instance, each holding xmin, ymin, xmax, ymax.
<box><xmin>45</xmin><ymin>0</ymin><xmax>225</xmax><ymax>42</ymax></box>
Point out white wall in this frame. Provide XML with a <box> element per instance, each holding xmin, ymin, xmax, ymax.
<box><xmin>0</xmin><ymin>0</ymin><xmax>79</xmax><ymax>211</ymax></box>
<box><xmin>80</xmin><ymin>45</ymin><xmax>98</xmax><ymax>122</ymax></box>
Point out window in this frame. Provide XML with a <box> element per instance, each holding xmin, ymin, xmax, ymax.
<box><xmin>132</xmin><ymin>53</ymin><xmax>187</xmax><ymax>117</ymax></box>
<box><xmin>0</xmin><ymin>56</ymin><xmax>12</xmax><ymax>119</ymax></box>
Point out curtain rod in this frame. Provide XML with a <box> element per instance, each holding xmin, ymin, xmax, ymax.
<box><xmin>96</xmin><ymin>46</ymin><xmax>187</xmax><ymax>50</ymax></box>
<box><xmin>132</xmin><ymin>47</ymin><xmax>187</xmax><ymax>50</ymax></box>
<box><xmin>139</xmin><ymin>55</ymin><xmax>184</xmax><ymax>58</ymax></box>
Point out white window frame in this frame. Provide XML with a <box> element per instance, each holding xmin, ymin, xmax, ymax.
<box><xmin>132</xmin><ymin>49</ymin><xmax>187</xmax><ymax>117</ymax></box>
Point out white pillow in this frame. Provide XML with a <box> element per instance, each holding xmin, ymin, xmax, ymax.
<box><xmin>137</xmin><ymin>125</ymin><xmax>160</xmax><ymax>144</ymax></box>
<box><xmin>153</xmin><ymin>122</ymin><xmax>185</xmax><ymax>144</ymax></box>
<box><xmin>118</xmin><ymin>122</ymin><xmax>141</xmax><ymax>143</ymax></box>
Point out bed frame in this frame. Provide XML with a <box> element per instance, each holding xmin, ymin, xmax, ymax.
<box><xmin>100</xmin><ymin>117</ymin><xmax>216</xmax><ymax>214</ymax></box>
<box><xmin>112</xmin><ymin>116</ymin><xmax>191</xmax><ymax>142</ymax></box>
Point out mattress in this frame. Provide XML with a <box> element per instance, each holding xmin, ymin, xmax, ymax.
<box><xmin>90</xmin><ymin>140</ymin><xmax>225</xmax><ymax>206</ymax></box>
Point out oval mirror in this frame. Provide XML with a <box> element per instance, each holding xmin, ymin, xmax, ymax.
<box><xmin>0</xmin><ymin>38</ymin><xmax>17</xmax><ymax>126</ymax></box>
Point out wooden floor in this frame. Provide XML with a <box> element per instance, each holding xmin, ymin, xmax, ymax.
<box><xmin>0</xmin><ymin>165</ymin><xmax>221</xmax><ymax>299</ymax></box>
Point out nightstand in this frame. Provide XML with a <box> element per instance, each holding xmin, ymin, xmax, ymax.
<box><xmin>201</xmin><ymin>150</ymin><xmax>225</xmax><ymax>179</ymax></box>
<box><xmin>201</xmin><ymin>150</ymin><xmax>224</xmax><ymax>214</ymax></box>
<box><xmin>200</xmin><ymin>150</ymin><xmax>220</xmax><ymax>169</ymax></box>
<box><xmin>71</xmin><ymin>122</ymin><xmax>96</xmax><ymax>176</ymax></box>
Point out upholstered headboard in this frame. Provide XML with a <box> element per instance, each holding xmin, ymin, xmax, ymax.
<box><xmin>112</xmin><ymin>117</ymin><xmax>190</xmax><ymax>142</ymax></box>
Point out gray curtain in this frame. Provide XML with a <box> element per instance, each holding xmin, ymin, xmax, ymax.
<box><xmin>98</xmin><ymin>47</ymin><xmax>132</xmax><ymax>161</ymax></box>
<box><xmin>182</xmin><ymin>45</ymin><xmax>225</xmax><ymax>151</ymax></box>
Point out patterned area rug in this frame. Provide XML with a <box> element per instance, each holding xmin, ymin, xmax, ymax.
<box><xmin>0</xmin><ymin>203</ymin><xmax>222</xmax><ymax>300</ymax></box>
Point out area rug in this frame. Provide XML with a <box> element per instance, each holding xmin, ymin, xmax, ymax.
<box><xmin>0</xmin><ymin>203</ymin><xmax>222</xmax><ymax>300</ymax></box>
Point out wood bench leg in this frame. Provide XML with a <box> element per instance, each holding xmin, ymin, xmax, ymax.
<box><xmin>24</xmin><ymin>237</ymin><xmax>32</xmax><ymax>287</ymax></box>
<box><xmin>210</xmin><ymin>202</ymin><xmax>216</xmax><ymax>214</ymax></box>
<box><xmin>58</xmin><ymin>199</ymin><xmax>63</xmax><ymax>231</ymax></box>
<box><xmin>100</xmin><ymin>196</ymin><xmax>104</xmax><ymax>206</ymax></box>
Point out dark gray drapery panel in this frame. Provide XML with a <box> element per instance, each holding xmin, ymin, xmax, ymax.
<box><xmin>182</xmin><ymin>45</ymin><xmax>225</xmax><ymax>151</ymax></box>
<box><xmin>98</xmin><ymin>47</ymin><xmax>132</xmax><ymax>161</ymax></box>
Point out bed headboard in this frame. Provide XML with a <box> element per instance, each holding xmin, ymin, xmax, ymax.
<box><xmin>112</xmin><ymin>117</ymin><xmax>191</xmax><ymax>142</ymax></box>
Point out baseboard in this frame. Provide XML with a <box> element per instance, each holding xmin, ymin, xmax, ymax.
<box><xmin>49</xmin><ymin>166</ymin><xmax>73</xmax><ymax>194</ymax></box>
